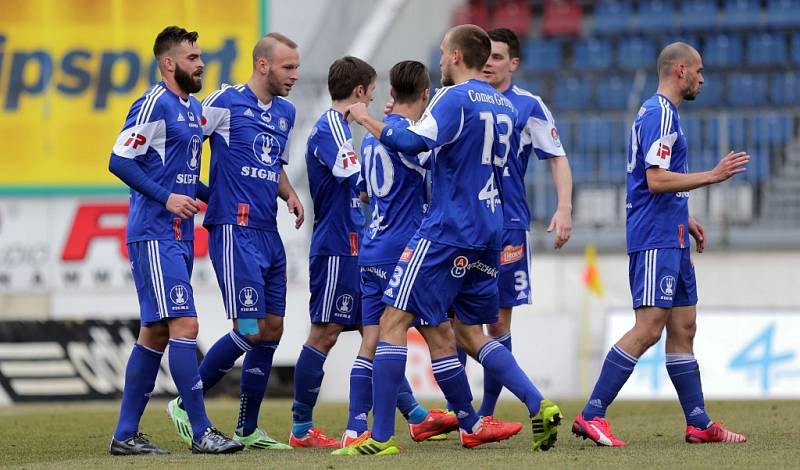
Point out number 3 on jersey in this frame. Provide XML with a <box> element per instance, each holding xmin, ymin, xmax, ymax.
<box><xmin>478</xmin><ymin>112</ymin><xmax>512</xmax><ymax>213</ymax></box>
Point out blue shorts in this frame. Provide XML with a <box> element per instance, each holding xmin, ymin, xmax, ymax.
<box><xmin>209</xmin><ymin>225</ymin><xmax>287</xmax><ymax>319</ymax></box>
<box><xmin>361</xmin><ymin>264</ymin><xmax>430</xmax><ymax>327</ymax></box>
<box><xmin>498</xmin><ymin>229</ymin><xmax>533</xmax><ymax>308</ymax></box>
<box><xmin>309</xmin><ymin>255</ymin><xmax>361</xmax><ymax>327</ymax></box>
<box><xmin>629</xmin><ymin>247</ymin><xmax>698</xmax><ymax>309</ymax></box>
<box><xmin>129</xmin><ymin>240</ymin><xmax>196</xmax><ymax>325</ymax></box>
<box><xmin>382</xmin><ymin>234</ymin><xmax>500</xmax><ymax>327</ymax></box>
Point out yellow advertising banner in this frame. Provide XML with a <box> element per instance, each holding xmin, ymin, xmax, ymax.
<box><xmin>0</xmin><ymin>0</ymin><xmax>260</xmax><ymax>189</ymax></box>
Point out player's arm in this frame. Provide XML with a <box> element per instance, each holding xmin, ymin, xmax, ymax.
<box><xmin>547</xmin><ymin>156</ymin><xmax>573</xmax><ymax>249</ymax></box>
<box><xmin>688</xmin><ymin>215</ymin><xmax>706</xmax><ymax>253</ymax></box>
<box><xmin>201</xmin><ymin>88</ymin><xmax>231</xmax><ymax>141</ymax></box>
<box><xmin>348</xmin><ymin>103</ymin><xmax>427</xmax><ymax>155</ymax></box>
<box><xmin>278</xmin><ymin>170</ymin><xmax>304</xmax><ymax>229</ymax></box>
<box><xmin>646</xmin><ymin>150</ymin><xmax>750</xmax><ymax>193</ymax></box>
<box><xmin>109</xmin><ymin>102</ymin><xmax>199</xmax><ymax>219</ymax></box>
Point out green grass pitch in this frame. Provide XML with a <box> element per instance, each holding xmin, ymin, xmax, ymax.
<box><xmin>1</xmin><ymin>399</ymin><xmax>797</xmax><ymax>469</ymax></box>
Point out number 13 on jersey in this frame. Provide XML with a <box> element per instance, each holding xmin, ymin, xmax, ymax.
<box><xmin>478</xmin><ymin>112</ymin><xmax>512</xmax><ymax>213</ymax></box>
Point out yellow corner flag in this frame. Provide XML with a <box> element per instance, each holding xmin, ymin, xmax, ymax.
<box><xmin>583</xmin><ymin>243</ymin><xmax>604</xmax><ymax>297</ymax></box>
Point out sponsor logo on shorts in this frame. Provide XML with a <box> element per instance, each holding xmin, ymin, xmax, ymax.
<box><xmin>400</xmin><ymin>247</ymin><xmax>414</xmax><ymax>262</ymax></box>
<box><xmin>659</xmin><ymin>275</ymin><xmax>675</xmax><ymax>299</ymax></box>
<box><xmin>500</xmin><ymin>244</ymin><xmax>524</xmax><ymax>265</ymax></box>
<box><xmin>238</xmin><ymin>287</ymin><xmax>259</xmax><ymax>313</ymax></box>
<box><xmin>468</xmin><ymin>260</ymin><xmax>499</xmax><ymax>278</ymax></box>
<box><xmin>451</xmin><ymin>256</ymin><xmax>469</xmax><ymax>278</ymax></box>
<box><xmin>362</xmin><ymin>266</ymin><xmax>387</xmax><ymax>280</ymax></box>
<box><xmin>169</xmin><ymin>285</ymin><xmax>191</xmax><ymax>310</ymax></box>
<box><xmin>336</xmin><ymin>294</ymin><xmax>354</xmax><ymax>314</ymax></box>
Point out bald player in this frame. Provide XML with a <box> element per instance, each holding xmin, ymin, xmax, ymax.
<box><xmin>572</xmin><ymin>42</ymin><xmax>749</xmax><ymax>447</ymax></box>
<box><xmin>166</xmin><ymin>32</ymin><xmax>303</xmax><ymax>451</ymax></box>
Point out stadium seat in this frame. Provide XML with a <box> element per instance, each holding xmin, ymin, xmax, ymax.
<box><xmin>596</xmin><ymin>75</ymin><xmax>630</xmax><ymax>110</ymax></box>
<box><xmin>727</xmin><ymin>116</ymin><xmax>748</xmax><ymax>151</ymax></box>
<box><xmin>618</xmin><ymin>36</ymin><xmax>657</xmax><ymax>70</ymax></box>
<box><xmin>722</xmin><ymin>0</ymin><xmax>762</xmax><ymax>29</ymax></box>
<box><xmin>694</xmin><ymin>73</ymin><xmax>722</xmax><ymax>108</ymax></box>
<box><xmin>727</xmin><ymin>73</ymin><xmax>768</xmax><ymax>107</ymax></box>
<box><xmin>703</xmin><ymin>33</ymin><xmax>743</xmax><ymax>67</ymax></box>
<box><xmin>553</xmin><ymin>76</ymin><xmax>591</xmax><ymax>111</ymax></box>
<box><xmin>521</xmin><ymin>39</ymin><xmax>562</xmax><ymax>72</ymax></box>
<box><xmin>638</xmin><ymin>75</ymin><xmax>659</xmax><ymax>104</ymax></box>
<box><xmin>770</xmin><ymin>72</ymin><xmax>799</xmax><ymax>106</ymax></box>
<box><xmin>792</xmin><ymin>33</ymin><xmax>800</xmax><ymax>65</ymax></box>
<box><xmin>637</xmin><ymin>0</ymin><xmax>675</xmax><ymax>32</ymax></box>
<box><xmin>682</xmin><ymin>116</ymin><xmax>703</xmax><ymax>149</ymax></box>
<box><xmin>680</xmin><ymin>0</ymin><xmax>719</xmax><ymax>31</ymax></box>
<box><xmin>592</xmin><ymin>0</ymin><xmax>633</xmax><ymax>34</ymax></box>
<box><xmin>766</xmin><ymin>0</ymin><xmax>800</xmax><ymax>27</ymax></box>
<box><xmin>568</xmin><ymin>152</ymin><xmax>597</xmax><ymax>184</ymax></box>
<box><xmin>451</xmin><ymin>0</ymin><xmax>490</xmax><ymax>30</ymax></box>
<box><xmin>490</xmin><ymin>0</ymin><xmax>532</xmax><ymax>37</ymax></box>
<box><xmin>573</xmin><ymin>37</ymin><xmax>613</xmax><ymax>70</ymax></box>
<box><xmin>542</xmin><ymin>0</ymin><xmax>583</xmax><ymax>37</ymax></box>
<box><xmin>754</xmin><ymin>113</ymin><xmax>792</xmax><ymax>147</ymax></box>
<box><xmin>746</xmin><ymin>32</ymin><xmax>787</xmax><ymax>66</ymax></box>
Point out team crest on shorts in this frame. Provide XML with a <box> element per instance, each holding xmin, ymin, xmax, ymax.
<box><xmin>659</xmin><ymin>275</ymin><xmax>676</xmax><ymax>297</ymax></box>
<box><xmin>336</xmin><ymin>294</ymin><xmax>354</xmax><ymax>314</ymax></box>
<box><xmin>238</xmin><ymin>287</ymin><xmax>259</xmax><ymax>308</ymax></box>
<box><xmin>169</xmin><ymin>285</ymin><xmax>190</xmax><ymax>311</ymax></box>
<box><xmin>451</xmin><ymin>256</ymin><xmax>469</xmax><ymax>278</ymax></box>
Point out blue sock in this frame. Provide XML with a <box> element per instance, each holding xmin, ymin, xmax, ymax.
<box><xmin>372</xmin><ymin>342</ymin><xmax>407</xmax><ymax>442</ymax></box>
<box><xmin>432</xmin><ymin>355</ymin><xmax>479</xmax><ymax>433</ymax></box>
<box><xmin>237</xmin><ymin>341</ymin><xmax>278</xmax><ymax>436</ymax></box>
<box><xmin>199</xmin><ymin>330</ymin><xmax>252</xmax><ymax>393</ymax></box>
<box><xmin>478</xmin><ymin>339</ymin><xmax>543</xmax><ymax>416</ymax></box>
<box><xmin>666</xmin><ymin>353</ymin><xmax>712</xmax><ymax>429</ymax></box>
<box><xmin>114</xmin><ymin>344</ymin><xmax>163</xmax><ymax>440</ymax></box>
<box><xmin>169</xmin><ymin>338</ymin><xmax>212</xmax><ymax>437</ymax></box>
<box><xmin>397</xmin><ymin>376</ymin><xmax>429</xmax><ymax>424</ymax></box>
<box><xmin>346</xmin><ymin>356</ymin><xmax>373</xmax><ymax>435</ymax></box>
<box><xmin>582</xmin><ymin>345</ymin><xmax>638</xmax><ymax>419</ymax></box>
<box><xmin>478</xmin><ymin>333</ymin><xmax>511</xmax><ymax>417</ymax></box>
<box><xmin>446</xmin><ymin>346</ymin><xmax>469</xmax><ymax>411</ymax></box>
<box><xmin>291</xmin><ymin>344</ymin><xmax>326</xmax><ymax>437</ymax></box>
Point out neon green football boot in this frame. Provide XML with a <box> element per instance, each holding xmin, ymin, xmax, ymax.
<box><xmin>531</xmin><ymin>399</ymin><xmax>563</xmax><ymax>451</ymax></box>
<box><xmin>166</xmin><ymin>397</ymin><xmax>193</xmax><ymax>447</ymax></box>
<box><xmin>235</xmin><ymin>428</ymin><xmax>292</xmax><ymax>450</ymax></box>
<box><xmin>332</xmin><ymin>435</ymin><xmax>401</xmax><ymax>456</ymax></box>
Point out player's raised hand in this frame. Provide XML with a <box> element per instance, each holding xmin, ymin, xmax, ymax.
<box><xmin>383</xmin><ymin>98</ymin><xmax>395</xmax><ymax>116</ymax></box>
<box><xmin>711</xmin><ymin>150</ymin><xmax>750</xmax><ymax>183</ymax></box>
<box><xmin>345</xmin><ymin>102</ymin><xmax>369</xmax><ymax>125</ymax></box>
<box><xmin>688</xmin><ymin>216</ymin><xmax>706</xmax><ymax>253</ymax></box>
<box><xmin>166</xmin><ymin>193</ymin><xmax>200</xmax><ymax>219</ymax></box>
<box><xmin>547</xmin><ymin>207</ymin><xmax>573</xmax><ymax>249</ymax></box>
<box><xmin>286</xmin><ymin>193</ymin><xmax>305</xmax><ymax>229</ymax></box>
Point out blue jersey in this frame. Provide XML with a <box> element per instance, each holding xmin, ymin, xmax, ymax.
<box><xmin>402</xmin><ymin>79</ymin><xmax>515</xmax><ymax>250</ymax></box>
<box><xmin>306</xmin><ymin>109</ymin><xmax>364</xmax><ymax>257</ymax></box>
<box><xmin>359</xmin><ymin>114</ymin><xmax>429</xmax><ymax>266</ymax></box>
<box><xmin>201</xmin><ymin>84</ymin><xmax>295</xmax><ymax>231</ymax></box>
<box><xmin>111</xmin><ymin>82</ymin><xmax>203</xmax><ymax>243</ymax></box>
<box><xmin>626</xmin><ymin>94</ymin><xmax>690</xmax><ymax>253</ymax></box>
<box><xmin>502</xmin><ymin>84</ymin><xmax>565</xmax><ymax>229</ymax></box>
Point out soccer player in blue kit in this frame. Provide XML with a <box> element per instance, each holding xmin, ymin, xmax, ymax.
<box><xmin>338</xmin><ymin>24</ymin><xmax>562</xmax><ymax>456</ymax></box>
<box><xmin>340</xmin><ymin>60</ymin><xmax>458</xmax><ymax>446</ymax></box>
<box><xmin>107</xmin><ymin>26</ymin><xmax>243</xmax><ymax>455</ymax></box>
<box><xmin>288</xmin><ymin>56</ymin><xmax>375</xmax><ymax>449</ymax></box>
<box><xmin>476</xmin><ymin>27</ymin><xmax>574</xmax><ymax>419</ymax></box>
<box><xmin>165</xmin><ymin>33</ymin><xmax>302</xmax><ymax>451</ymax></box>
<box><xmin>572</xmin><ymin>42</ymin><xmax>749</xmax><ymax>447</ymax></box>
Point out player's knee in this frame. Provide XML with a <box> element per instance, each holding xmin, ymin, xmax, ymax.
<box><xmin>168</xmin><ymin>316</ymin><xmax>199</xmax><ymax>339</ymax></box>
<box><xmin>639</xmin><ymin>328</ymin><xmax>663</xmax><ymax>348</ymax></box>
<box><xmin>261</xmin><ymin>317</ymin><xmax>284</xmax><ymax>343</ymax></box>
<box><xmin>487</xmin><ymin>322</ymin><xmax>509</xmax><ymax>338</ymax></box>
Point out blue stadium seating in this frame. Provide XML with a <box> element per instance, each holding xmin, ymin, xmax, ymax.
<box><xmin>573</xmin><ymin>37</ymin><xmax>613</xmax><ymax>70</ymax></box>
<box><xmin>618</xmin><ymin>36</ymin><xmax>657</xmax><ymax>70</ymax></box>
<box><xmin>722</xmin><ymin>0</ymin><xmax>762</xmax><ymax>30</ymax></box>
<box><xmin>596</xmin><ymin>75</ymin><xmax>630</xmax><ymax>110</ymax></box>
<box><xmin>592</xmin><ymin>0</ymin><xmax>633</xmax><ymax>34</ymax></box>
<box><xmin>704</xmin><ymin>34</ymin><xmax>743</xmax><ymax>67</ymax></box>
<box><xmin>553</xmin><ymin>76</ymin><xmax>592</xmax><ymax>111</ymax></box>
<box><xmin>754</xmin><ymin>113</ymin><xmax>792</xmax><ymax>146</ymax></box>
<box><xmin>727</xmin><ymin>116</ymin><xmax>748</xmax><ymax>150</ymax></box>
<box><xmin>766</xmin><ymin>0</ymin><xmax>800</xmax><ymax>27</ymax></box>
<box><xmin>746</xmin><ymin>32</ymin><xmax>787</xmax><ymax>66</ymax></box>
<box><xmin>791</xmin><ymin>33</ymin><xmax>800</xmax><ymax>65</ymax></box>
<box><xmin>637</xmin><ymin>0</ymin><xmax>675</xmax><ymax>32</ymax></box>
<box><xmin>694</xmin><ymin>73</ymin><xmax>723</xmax><ymax>108</ymax></box>
<box><xmin>727</xmin><ymin>73</ymin><xmax>768</xmax><ymax>107</ymax></box>
<box><xmin>681</xmin><ymin>0</ymin><xmax>719</xmax><ymax>31</ymax></box>
<box><xmin>682</xmin><ymin>116</ymin><xmax>703</xmax><ymax>149</ymax></box>
<box><xmin>521</xmin><ymin>39</ymin><xmax>562</xmax><ymax>72</ymax></box>
<box><xmin>569</xmin><ymin>152</ymin><xmax>597</xmax><ymax>183</ymax></box>
<box><xmin>770</xmin><ymin>72</ymin><xmax>799</xmax><ymax>106</ymax></box>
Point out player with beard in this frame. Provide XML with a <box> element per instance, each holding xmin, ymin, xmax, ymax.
<box><xmin>165</xmin><ymin>33</ymin><xmax>303</xmax><ymax>451</ymax></box>
<box><xmin>108</xmin><ymin>25</ymin><xmax>243</xmax><ymax>455</ymax></box>
<box><xmin>572</xmin><ymin>42</ymin><xmax>749</xmax><ymax>447</ymax></box>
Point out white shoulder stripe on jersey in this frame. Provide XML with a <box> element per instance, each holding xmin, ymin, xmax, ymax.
<box><xmin>202</xmin><ymin>88</ymin><xmax>226</xmax><ymax>107</ymax></box>
<box><xmin>135</xmin><ymin>85</ymin><xmax>161</xmax><ymax>124</ymax></box>
<box><xmin>136</xmin><ymin>86</ymin><xmax>166</xmax><ymax>125</ymax></box>
<box><xmin>511</xmin><ymin>85</ymin><xmax>535</xmax><ymax>99</ymax></box>
<box><xmin>658</xmin><ymin>97</ymin><xmax>672</xmax><ymax>138</ymax></box>
<box><xmin>426</xmin><ymin>86</ymin><xmax>451</xmax><ymax>112</ymax></box>
<box><xmin>329</xmin><ymin>110</ymin><xmax>350</xmax><ymax>150</ymax></box>
<box><xmin>325</xmin><ymin>111</ymin><xmax>345</xmax><ymax>149</ymax></box>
